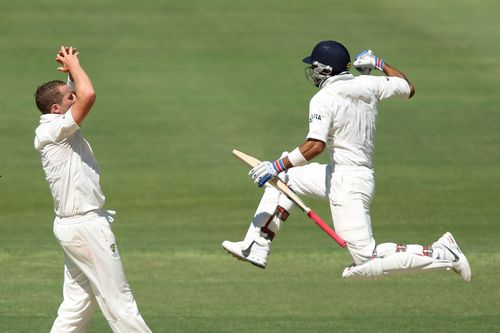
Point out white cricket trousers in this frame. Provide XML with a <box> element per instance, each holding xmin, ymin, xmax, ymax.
<box><xmin>286</xmin><ymin>163</ymin><xmax>376</xmax><ymax>265</ymax></box>
<box><xmin>51</xmin><ymin>212</ymin><xmax>152</xmax><ymax>333</ymax></box>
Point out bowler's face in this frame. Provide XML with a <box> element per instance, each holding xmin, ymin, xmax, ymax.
<box><xmin>53</xmin><ymin>85</ymin><xmax>76</xmax><ymax>114</ymax></box>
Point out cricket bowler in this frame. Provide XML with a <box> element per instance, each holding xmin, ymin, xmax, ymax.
<box><xmin>34</xmin><ymin>46</ymin><xmax>153</xmax><ymax>332</ymax></box>
<box><xmin>222</xmin><ymin>40</ymin><xmax>472</xmax><ymax>282</ymax></box>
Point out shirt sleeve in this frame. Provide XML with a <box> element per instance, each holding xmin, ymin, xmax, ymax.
<box><xmin>56</xmin><ymin>110</ymin><xmax>79</xmax><ymax>141</ymax></box>
<box><xmin>35</xmin><ymin>111</ymin><xmax>80</xmax><ymax>149</ymax></box>
<box><xmin>306</xmin><ymin>94</ymin><xmax>330</xmax><ymax>143</ymax></box>
<box><xmin>373</xmin><ymin>76</ymin><xmax>411</xmax><ymax>100</ymax></box>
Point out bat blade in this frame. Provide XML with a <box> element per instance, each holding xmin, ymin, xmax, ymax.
<box><xmin>232</xmin><ymin>149</ymin><xmax>261</xmax><ymax>168</ymax></box>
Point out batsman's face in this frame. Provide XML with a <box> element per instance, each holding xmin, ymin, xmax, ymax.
<box><xmin>304</xmin><ymin>65</ymin><xmax>324</xmax><ymax>87</ymax></box>
<box><xmin>52</xmin><ymin>85</ymin><xmax>76</xmax><ymax>114</ymax></box>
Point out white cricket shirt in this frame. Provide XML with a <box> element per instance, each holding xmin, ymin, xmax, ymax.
<box><xmin>306</xmin><ymin>73</ymin><xmax>410</xmax><ymax>169</ymax></box>
<box><xmin>34</xmin><ymin>110</ymin><xmax>105</xmax><ymax>218</ymax></box>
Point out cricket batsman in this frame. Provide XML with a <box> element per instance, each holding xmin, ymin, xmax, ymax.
<box><xmin>34</xmin><ymin>46</ymin><xmax>153</xmax><ymax>332</ymax></box>
<box><xmin>222</xmin><ymin>40</ymin><xmax>472</xmax><ymax>282</ymax></box>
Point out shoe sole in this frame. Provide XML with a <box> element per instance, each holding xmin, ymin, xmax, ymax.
<box><xmin>222</xmin><ymin>244</ymin><xmax>266</xmax><ymax>269</ymax></box>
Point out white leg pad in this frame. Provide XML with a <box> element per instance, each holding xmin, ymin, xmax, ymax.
<box><xmin>375</xmin><ymin>243</ymin><xmax>426</xmax><ymax>258</ymax></box>
<box><xmin>242</xmin><ymin>183</ymin><xmax>293</xmax><ymax>250</ymax></box>
<box><xmin>342</xmin><ymin>252</ymin><xmax>454</xmax><ymax>280</ymax></box>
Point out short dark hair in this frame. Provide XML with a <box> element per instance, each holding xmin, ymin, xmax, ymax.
<box><xmin>34</xmin><ymin>80</ymin><xmax>66</xmax><ymax>114</ymax></box>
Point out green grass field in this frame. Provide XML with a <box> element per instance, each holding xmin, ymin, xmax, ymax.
<box><xmin>1</xmin><ymin>0</ymin><xmax>499</xmax><ymax>332</ymax></box>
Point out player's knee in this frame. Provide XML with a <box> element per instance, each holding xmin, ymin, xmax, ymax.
<box><xmin>57</xmin><ymin>296</ymin><xmax>97</xmax><ymax>323</ymax></box>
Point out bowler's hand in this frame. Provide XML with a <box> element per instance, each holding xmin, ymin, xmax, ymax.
<box><xmin>55</xmin><ymin>46</ymin><xmax>80</xmax><ymax>73</ymax></box>
<box><xmin>249</xmin><ymin>161</ymin><xmax>279</xmax><ymax>187</ymax></box>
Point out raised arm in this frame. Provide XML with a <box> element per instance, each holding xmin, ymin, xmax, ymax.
<box><xmin>56</xmin><ymin>46</ymin><xmax>96</xmax><ymax>125</ymax></box>
<box><xmin>382</xmin><ymin>63</ymin><xmax>415</xmax><ymax>98</ymax></box>
<box><xmin>353</xmin><ymin>49</ymin><xmax>415</xmax><ymax>98</ymax></box>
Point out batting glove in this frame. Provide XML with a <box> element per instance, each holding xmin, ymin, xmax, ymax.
<box><xmin>353</xmin><ymin>50</ymin><xmax>384</xmax><ymax>74</ymax></box>
<box><xmin>249</xmin><ymin>160</ymin><xmax>286</xmax><ymax>187</ymax></box>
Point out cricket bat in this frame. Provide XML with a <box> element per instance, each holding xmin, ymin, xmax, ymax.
<box><xmin>232</xmin><ymin>149</ymin><xmax>347</xmax><ymax>248</ymax></box>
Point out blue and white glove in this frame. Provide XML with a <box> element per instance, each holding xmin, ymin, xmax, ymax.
<box><xmin>353</xmin><ymin>50</ymin><xmax>384</xmax><ymax>74</ymax></box>
<box><xmin>249</xmin><ymin>160</ymin><xmax>286</xmax><ymax>187</ymax></box>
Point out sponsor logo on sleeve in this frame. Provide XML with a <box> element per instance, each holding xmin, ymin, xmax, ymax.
<box><xmin>309</xmin><ymin>114</ymin><xmax>322</xmax><ymax>122</ymax></box>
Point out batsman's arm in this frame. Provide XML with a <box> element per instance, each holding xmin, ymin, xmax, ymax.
<box><xmin>280</xmin><ymin>139</ymin><xmax>325</xmax><ymax>170</ymax></box>
<box><xmin>382</xmin><ymin>63</ymin><xmax>415</xmax><ymax>98</ymax></box>
<box><xmin>249</xmin><ymin>139</ymin><xmax>325</xmax><ymax>187</ymax></box>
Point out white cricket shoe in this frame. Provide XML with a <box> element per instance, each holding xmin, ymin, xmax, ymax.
<box><xmin>433</xmin><ymin>232</ymin><xmax>472</xmax><ymax>282</ymax></box>
<box><xmin>222</xmin><ymin>237</ymin><xmax>270</xmax><ymax>269</ymax></box>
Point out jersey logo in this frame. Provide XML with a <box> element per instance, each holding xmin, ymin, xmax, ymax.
<box><xmin>309</xmin><ymin>114</ymin><xmax>322</xmax><ymax>122</ymax></box>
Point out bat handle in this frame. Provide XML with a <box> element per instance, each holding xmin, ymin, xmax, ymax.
<box><xmin>307</xmin><ymin>210</ymin><xmax>347</xmax><ymax>248</ymax></box>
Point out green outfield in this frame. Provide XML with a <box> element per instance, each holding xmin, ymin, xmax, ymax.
<box><xmin>1</xmin><ymin>0</ymin><xmax>499</xmax><ymax>331</ymax></box>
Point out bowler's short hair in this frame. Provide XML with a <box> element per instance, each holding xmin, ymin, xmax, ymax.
<box><xmin>34</xmin><ymin>80</ymin><xmax>66</xmax><ymax>114</ymax></box>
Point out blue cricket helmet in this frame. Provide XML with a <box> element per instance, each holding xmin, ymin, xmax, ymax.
<box><xmin>303</xmin><ymin>40</ymin><xmax>351</xmax><ymax>74</ymax></box>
